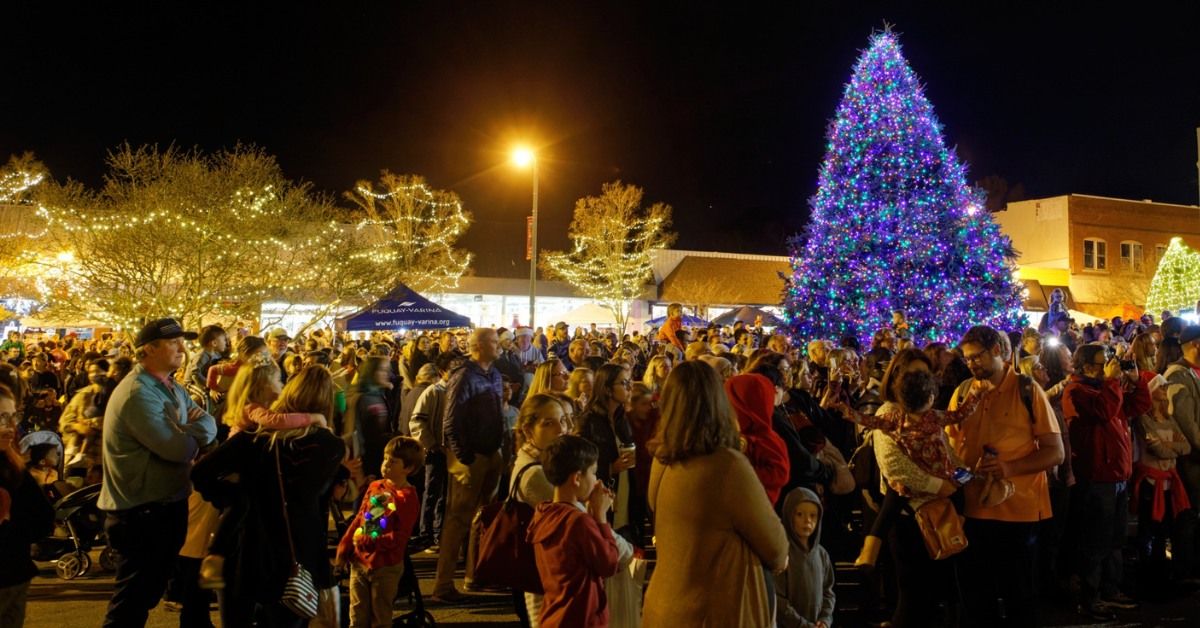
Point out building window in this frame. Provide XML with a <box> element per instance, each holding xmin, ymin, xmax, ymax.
<box><xmin>1083</xmin><ymin>238</ymin><xmax>1107</xmax><ymax>271</ymax></box>
<box><xmin>1156</xmin><ymin>244</ymin><xmax>1168</xmax><ymax>264</ymax></box>
<box><xmin>1119</xmin><ymin>241</ymin><xmax>1143</xmax><ymax>273</ymax></box>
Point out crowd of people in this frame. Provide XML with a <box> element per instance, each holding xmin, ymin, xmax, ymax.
<box><xmin>1</xmin><ymin>302</ymin><xmax>1200</xmax><ymax>627</ymax></box>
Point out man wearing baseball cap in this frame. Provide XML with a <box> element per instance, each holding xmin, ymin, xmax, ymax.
<box><xmin>1164</xmin><ymin>324</ymin><xmax>1200</xmax><ymax>582</ymax></box>
<box><xmin>99</xmin><ymin>318</ymin><xmax>217</xmax><ymax>627</ymax></box>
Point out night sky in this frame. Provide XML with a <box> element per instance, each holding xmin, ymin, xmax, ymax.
<box><xmin>3</xmin><ymin>3</ymin><xmax>1199</xmax><ymax>277</ymax></box>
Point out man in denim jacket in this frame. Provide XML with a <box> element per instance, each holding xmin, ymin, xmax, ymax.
<box><xmin>99</xmin><ymin>318</ymin><xmax>216</xmax><ymax>627</ymax></box>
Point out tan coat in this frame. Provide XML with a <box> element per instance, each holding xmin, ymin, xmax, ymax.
<box><xmin>644</xmin><ymin>448</ymin><xmax>788</xmax><ymax>627</ymax></box>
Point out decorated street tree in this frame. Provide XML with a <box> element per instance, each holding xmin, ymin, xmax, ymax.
<box><xmin>344</xmin><ymin>172</ymin><xmax>473</xmax><ymax>294</ymax></box>
<box><xmin>0</xmin><ymin>153</ymin><xmax>50</xmax><ymax>319</ymax></box>
<box><xmin>31</xmin><ymin>144</ymin><xmax>389</xmax><ymax>329</ymax></box>
<box><xmin>542</xmin><ymin>181</ymin><xmax>676</xmax><ymax>333</ymax></box>
<box><xmin>783</xmin><ymin>30</ymin><xmax>1024</xmax><ymax>345</ymax></box>
<box><xmin>1145</xmin><ymin>237</ymin><xmax>1200</xmax><ymax>314</ymax></box>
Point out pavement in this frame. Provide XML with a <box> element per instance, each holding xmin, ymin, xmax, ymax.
<box><xmin>24</xmin><ymin>549</ymin><xmax>521</xmax><ymax>627</ymax></box>
<box><xmin>22</xmin><ymin>547</ymin><xmax>1200</xmax><ymax>627</ymax></box>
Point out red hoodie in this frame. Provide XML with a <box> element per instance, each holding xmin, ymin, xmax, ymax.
<box><xmin>526</xmin><ymin>501</ymin><xmax>619</xmax><ymax>628</ymax></box>
<box><xmin>725</xmin><ymin>374</ymin><xmax>791</xmax><ymax>504</ymax></box>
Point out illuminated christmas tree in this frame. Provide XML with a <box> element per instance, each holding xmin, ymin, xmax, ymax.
<box><xmin>1145</xmin><ymin>237</ymin><xmax>1200</xmax><ymax>314</ymax></box>
<box><xmin>783</xmin><ymin>30</ymin><xmax>1025</xmax><ymax>345</ymax></box>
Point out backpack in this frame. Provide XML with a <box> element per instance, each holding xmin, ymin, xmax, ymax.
<box><xmin>954</xmin><ymin>373</ymin><xmax>1036</xmax><ymax>424</ymax></box>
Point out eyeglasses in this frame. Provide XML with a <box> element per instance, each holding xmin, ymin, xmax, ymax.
<box><xmin>552</xmin><ymin>371</ymin><xmax>568</xmax><ymax>378</ymax></box>
<box><xmin>0</xmin><ymin>411</ymin><xmax>22</xmax><ymax>427</ymax></box>
<box><xmin>963</xmin><ymin>351</ymin><xmax>990</xmax><ymax>364</ymax></box>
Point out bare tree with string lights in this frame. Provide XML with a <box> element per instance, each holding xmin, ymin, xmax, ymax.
<box><xmin>541</xmin><ymin>180</ymin><xmax>676</xmax><ymax>334</ymax></box>
<box><xmin>344</xmin><ymin>171</ymin><xmax>473</xmax><ymax>295</ymax></box>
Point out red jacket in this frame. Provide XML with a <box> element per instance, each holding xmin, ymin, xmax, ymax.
<box><xmin>336</xmin><ymin>480</ymin><xmax>419</xmax><ymax>569</ymax></box>
<box><xmin>527</xmin><ymin>501</ymin><xmax>619</xmax><ymax>628</ymax></box>
<box><xmin>1062</xmin><ymin>376</ymin><xmax>1131</xmax><ymax>483</ymax></box>
<box><xmin>725</xmin><ymin>374</ymin><xmax>791</xmax><ymax>504</ymax></box>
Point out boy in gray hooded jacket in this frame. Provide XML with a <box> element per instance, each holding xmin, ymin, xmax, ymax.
<box><xmin>776</xmin><ymin>487</ymin><xmax>836</xmax><ymax>628</ymax></box>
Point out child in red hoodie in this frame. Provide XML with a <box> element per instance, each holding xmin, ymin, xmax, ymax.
<box><xmin>336</xmin><ymin>436</ymin><xmax>424</xmax><ymax>627</ymax></box>
<box><xmin>526</xmin><ymin>435</ymin><xmax>620</xmax><ymax>628</ymax></box>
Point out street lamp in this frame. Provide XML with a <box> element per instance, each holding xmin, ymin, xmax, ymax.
<box><xmin>512</xmin><ymin>146</ymin><xmax>538</xmax><ymax>328</ymax></box>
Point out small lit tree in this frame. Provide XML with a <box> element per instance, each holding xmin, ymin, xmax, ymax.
<box><xmin>1145</xmin><ymin>237</ymin><xmax>1200</xmax><ymax>314</ymax></box>
<box><xmin>542</xmin><ymin>181</ymin><xmax>676</xmax><ymax>333</ymax></box>
<box><xmin>344</xmin><ymin>172</ymin><xmax>472</xmax><ymax>295</ymax></box>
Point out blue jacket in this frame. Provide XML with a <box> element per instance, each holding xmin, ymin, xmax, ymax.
<box><xmin>99</xmin><ymin>365</ymin><xmax>217</xmax><ymax>511</ymax></box>
<box><xmin>442</xmin><ymin>360</ymin><xmax>503</xmax><ymax>464</ymax></box>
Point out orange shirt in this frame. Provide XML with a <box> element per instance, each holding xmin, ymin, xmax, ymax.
<box><xmin>946</xmin><ymin>369</ymin><xmax>1059</xmax><ymax>522</ymax></box>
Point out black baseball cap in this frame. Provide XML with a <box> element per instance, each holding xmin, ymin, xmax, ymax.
<box><xmin>135</xmin><ymin>318</ymin><xmax>198</xmax><ymax>347</ymax></box>
<box><xmin>1180</xmin><ymin>325</ymin><xmax>1200</xmax><ymax>345</ymax></box>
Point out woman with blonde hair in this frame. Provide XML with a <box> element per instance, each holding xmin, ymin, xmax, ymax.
<box><xmin>644</xmin><ymin>361</ymin><xmax>788</xmax><ymax>626</ymax></box>
<box><xmin>527</xmin><ymin>357</ymin><xmax>569</xmax><ymax>399</ymax></box>
<box><xmin>641</xmin><ymin>354</ymin><xmax>671</xmax><ymax>395</ymax></box>
<box><xmin>192</xmin><ymin>366</ymin><xmax>345</xmax><ymax>627</ymax></box>
<box><xmin>201</xmin><ymin>355</ymin><xmax>324</xmax><ymax>588</ymax></box>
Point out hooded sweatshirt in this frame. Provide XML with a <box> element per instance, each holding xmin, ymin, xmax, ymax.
<box><xmin>726</xmin><ymin>374</ymin><xmax>791</xmax><ymax>504</ymax></box>
<box><xmin>775</xmin><ymin>487</ymin><xmax>835</xmax><ymax>628</ymax></box>
<box><xmin>527</xmin><ymin>500</ymin><xmax>620</xmax><ymax>628</ymax></box>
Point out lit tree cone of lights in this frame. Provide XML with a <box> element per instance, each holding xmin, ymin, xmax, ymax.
<box><xmin>783</xmin><ymin>30</ymin><xmax>1025</xmax><ymax>346</ymax></box>
<box><xmin>1145</xmin><ymin>237</ymin><xmax>1200</xmax><ymax>315</ymax></box>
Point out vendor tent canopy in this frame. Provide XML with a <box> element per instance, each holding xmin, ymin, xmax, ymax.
<box><xmin>711</xmin><ymin>306</ymin><xmax>785</xmax><ymax>327</ymax></box>
<box><xmin>335</xmin><ymin>284</ymin><xmax>472</xmax><ymax>332</ymax></box>
<box><xmin>645</xmin><ymin>313</ymin><xmax>709</xmax><ymax>327</ymax></box>
<box><xmin>554</xmin><ymin>303</ymin><xmax>619</xmax><ymax>329</ymax></box>
<box><xmin>20</xmin><ymin>316</ymin><xmax>109</xmax><ymax>329</ymax></box>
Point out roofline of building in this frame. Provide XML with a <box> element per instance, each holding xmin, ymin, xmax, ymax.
<box><xmin>1067</xmin><ymin>194</ymin><xmax>1200</xmax><ymax>209</ymax></box>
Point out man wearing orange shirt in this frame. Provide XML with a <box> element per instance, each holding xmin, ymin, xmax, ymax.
<box><xmin>948</xmin><ymin>326</ymin><xmax>1064</xmax><ymax>628</ymax></box>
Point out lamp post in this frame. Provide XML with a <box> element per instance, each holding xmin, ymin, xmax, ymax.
<box><xmin>512</xmin><ymin>147</ymin><xmax>538</xmax><ymax>328</ymax></box>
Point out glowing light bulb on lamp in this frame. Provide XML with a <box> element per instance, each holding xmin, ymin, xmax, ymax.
<box><xmin>511</xmin><ymin>147</ymin><xmax>535</xmax><ymax>168</ymax></box>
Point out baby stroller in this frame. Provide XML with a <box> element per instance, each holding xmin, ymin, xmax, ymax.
<box><xmin>391</xmin><ymin>539</ymin><xmax>436</xmax><ymax>627</ymax></box>
<box><xmin>29</xmin><ymin>482</ymin><xmax>116</xmax><ymax>579</ymax></box>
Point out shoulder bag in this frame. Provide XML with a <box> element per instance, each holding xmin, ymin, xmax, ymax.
<box><xmin>275</xmin><ymin>446</ymin><xmax>319</xmax><ymax>619</ymax></box>
<box><xmin>473</xmin><ymin>462</ymin><xmax>544</xmax><ymax>593</ymax></box>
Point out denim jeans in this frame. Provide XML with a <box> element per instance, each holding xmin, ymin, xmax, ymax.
<box><xmin>420</xmin><ymin>449</ymin><xmax>448</xmax><ymax>541</ymax></box>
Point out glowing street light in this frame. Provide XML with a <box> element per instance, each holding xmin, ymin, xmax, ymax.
<box><xmin>512</xmin><ymin>147</ymin><xmax>535</xmax><ymax>169</ymax></box>
<box><xmin>512</xmin><ymin>146</ymin><xmax>539</xmax><ymax>328</ymax></box>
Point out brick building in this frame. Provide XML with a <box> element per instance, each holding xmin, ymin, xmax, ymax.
<box><xmin>995</xmin><ymin>194</ymin><xmax>1200</xmax><ymax>317</ymax></box>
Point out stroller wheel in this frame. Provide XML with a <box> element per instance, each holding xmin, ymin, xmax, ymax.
<box><xmin>423</xmin><ymin>611</ymin><xmax>436</xmax><ymax>626</ymax></box>
<box><xmin>99</xmin><ymin>546</ymin><xmax>118</xmax><ymax>571</ymax></box>
<box><xmin>55</xmin><ymin>552</ymin><xmax>90</xmax><ymax>580</ymax></box>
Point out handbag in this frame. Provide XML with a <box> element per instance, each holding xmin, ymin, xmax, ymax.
<box><xmin>913</xmin><ymin>496</ymin><xmax>968</xmax><ymax>560</ymax></box>
<box><xmin>473</xmin><ymin>462</ymin><xmax>544</xmax><ymax>593</ymax></box>
<box><xmin>275</xmin><ymin>446</ymin><xmax>320</xmax><ymax>619</ymax></box>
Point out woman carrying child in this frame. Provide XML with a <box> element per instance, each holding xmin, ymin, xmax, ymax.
<box><xmin>832</xmin><ymin>350</ymin><xmax>989</xmax><ymax>628</ymax></box>
<box><xmin>196</xmin><ymin>354</ymin><xmax>326</xmax><ymax>589</ymax></box>
<box><xmin>192</xmin><ymin>365</ymin><xmax>344</xmax><ymax>627</ymax></box>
